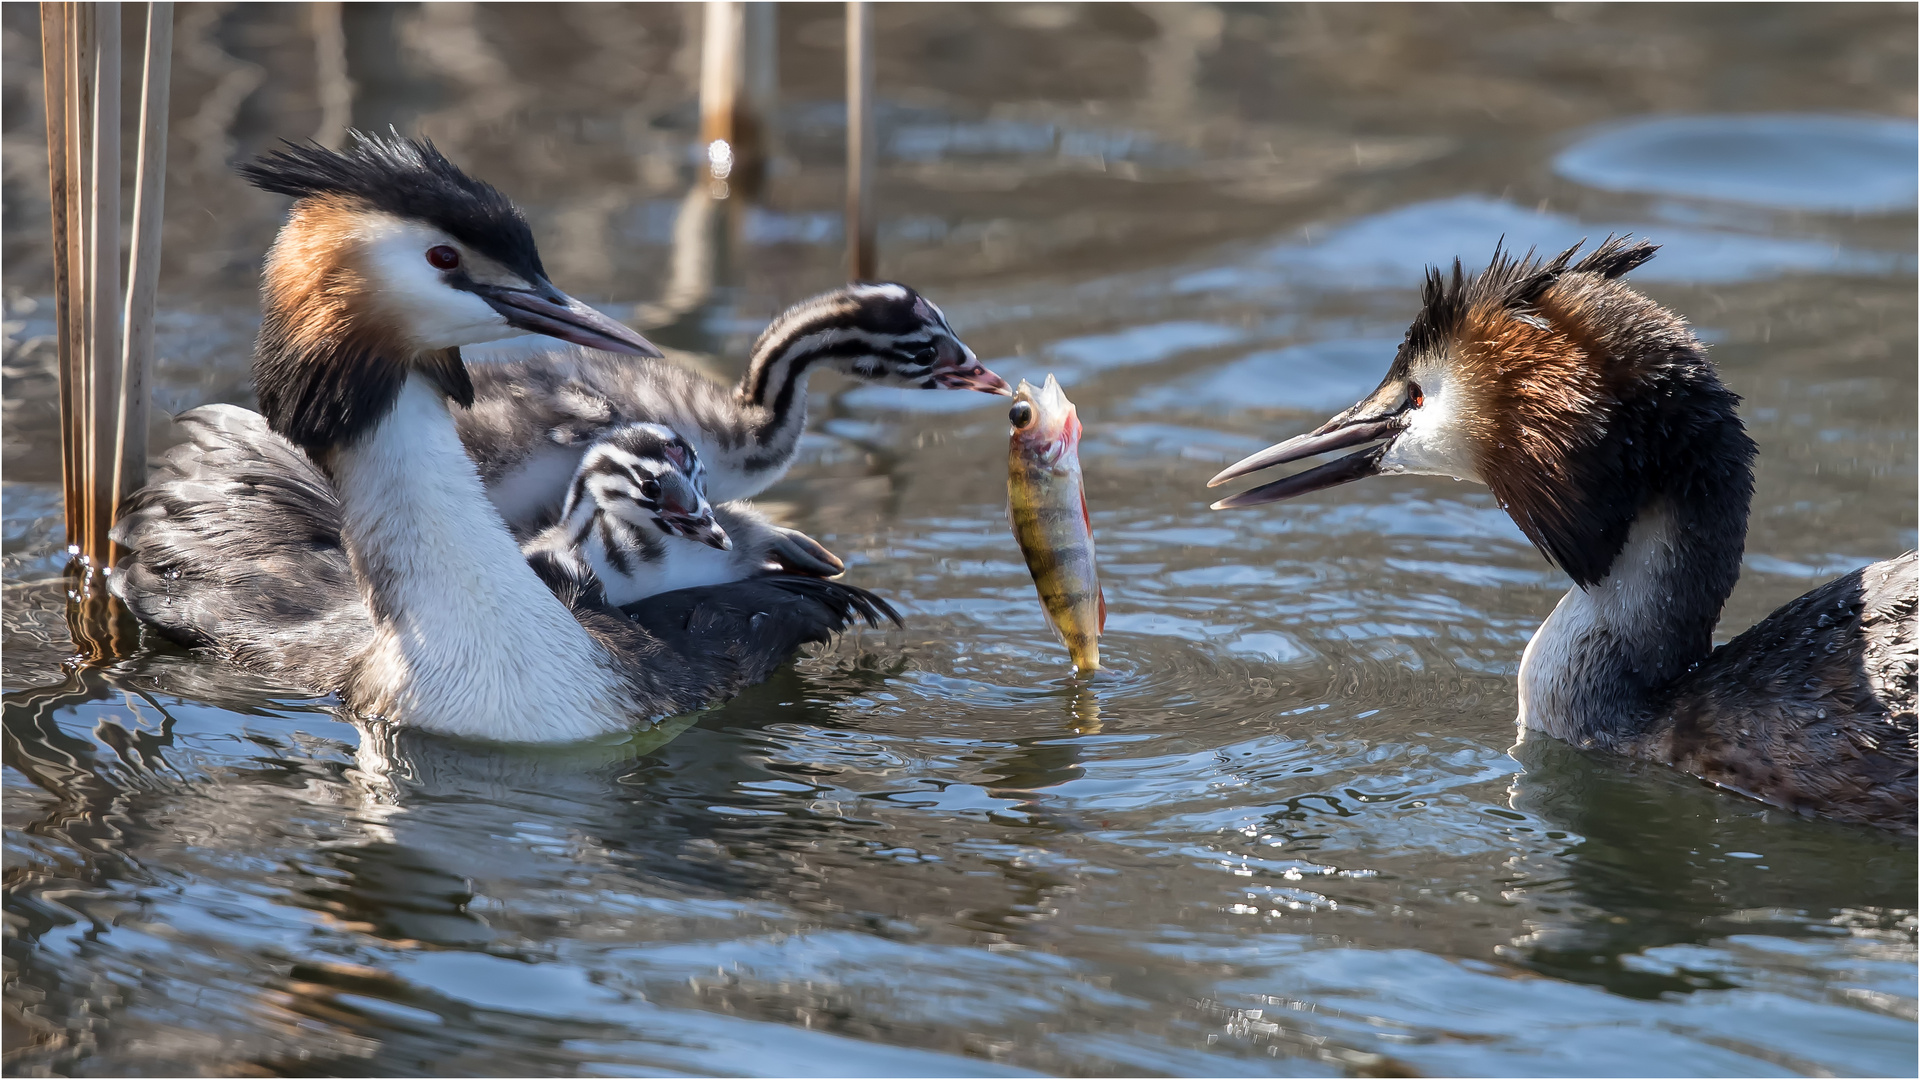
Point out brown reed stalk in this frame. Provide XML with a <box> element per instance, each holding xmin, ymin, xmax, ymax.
<box><xmin>116</xmin><ymin>2</ymin><xmax>172</xmax><ymax>516</ymax></box>
<box><xmin>61</xmin><ymin>3</ymin><xmax>93</xmax><ymax>556</ymax></box>
<box><xmin>39</xmin><ymin>5</ymin><xmax>74</xmax><ymax>525</ymax></box>
<box><xmin>83</xmin><ymin>0</ymin><xmax>121</xmax><ymax>571</ymax></box>
<box><xmin>845</xmin><ymin>0</ymin><xmax>875</xmax><ymax>282</ymax></box>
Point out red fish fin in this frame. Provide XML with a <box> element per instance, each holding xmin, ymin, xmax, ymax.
<box><xmin>1097</xmin><ymin>584</ymin><xmax>1107</xmax><ymax>634</ymax></box>
<box><xmin>1080</xmin><ymin>489</ymin><xmax>1093</xmax><ymax>535</ymax></box>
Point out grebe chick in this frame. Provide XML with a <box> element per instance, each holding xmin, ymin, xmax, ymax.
<box><xmin>111</xmin><ymin>133</ymin><xmax>895</xmax><ymax>742</ymax></box>
<box><xmin>520</xmin><ymin>423</ymin><xmax>846</xmax><ymax>607</ymax></box>
<box><xmin>1208</xmin><ymin>238</ymin><xmax>1916</xmax><ymax>832</ymax></box>
<box><xmin>458</xmin><ymin>282</ymin><xmax>1010</xmax><ymax>533</ymax></box>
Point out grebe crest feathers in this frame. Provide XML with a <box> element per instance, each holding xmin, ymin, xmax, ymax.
<box><xmin>1380</xmin><ymin>236</ymin><xmax>1751</xmax><ymax>586</ymax></box>
<box><xmin>240</xmin><ymin>130</ymin><xmax>542</xmax><ymax>281</ymax></box>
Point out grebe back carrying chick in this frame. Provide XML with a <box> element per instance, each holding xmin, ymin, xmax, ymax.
<box><xmin>1208</xmin><ymin>238</ymin><xmax>1916</xmax><ymax>832</ymax></box>
<box><xmin>111</xmin><ymin>134</ymin><xmax>894</xmax><ymax>742</ymax></box>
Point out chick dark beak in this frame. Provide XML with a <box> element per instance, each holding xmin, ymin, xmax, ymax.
<box><xmin>654</xmin><ymin>476</ymin><xmax>730</xmax><ymax>549</ymax></box>
<box><xmin>1206</xmin><ymin>412</ymin><xmax>1404</xmax><ymax>510</ymax></box>
<box><xmin>931</xmin><ymin>340</ymin><xmax>1012</xmax><ymax>395</ymax></box>
<box><xmin>685</xmin><ymin>516</ymin><xmax>732</xmax><ymax>551</ymax></box>
<box><xmin>657</xmin><ymin>507</ymin><xmax>730</xmax><ymax>550</ymax></box>
<box><xmin>473</xmin><ymin>279</ymin><xmax>662</xmax><ymax>358</ymax></box>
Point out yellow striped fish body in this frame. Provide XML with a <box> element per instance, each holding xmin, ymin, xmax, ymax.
<box><xmin>1007</xmin><ymin>375</ymin><xmax>1103</xmax><ymax>673</ymax></box>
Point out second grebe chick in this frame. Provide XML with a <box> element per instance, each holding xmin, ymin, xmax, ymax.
<box><xmin>1208</xmin><ymin>237</ymin><xmax>1916</xmax><ymax>833</ymax></box>
<box><xmin>522</xmin><ymin>423</ymin><xmax>845</xmax><ymax>608</ymax></box>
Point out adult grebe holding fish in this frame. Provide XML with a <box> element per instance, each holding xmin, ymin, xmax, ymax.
<box><xmin>1008</xmin><ymin>375</ymin><xmax>1104</xmax><ymax>674</ymax></box>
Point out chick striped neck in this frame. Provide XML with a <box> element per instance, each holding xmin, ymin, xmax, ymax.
<box><xmin>732</xmin><ymin>286</ymin><xmax>931</xmax><ymax>473</ymax></box>
<box><xmin>558</xmin><ymin>498</ymin><xmax>668</xmax><ymax>589</ymax></box>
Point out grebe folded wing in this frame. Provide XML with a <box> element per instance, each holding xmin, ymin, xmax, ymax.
<box><xmin>1641</xmin><ymin>552</ymin><xmax>1917</xmax><ymax>831</ymax></box>
<box><xmin>110</xmin><ymin>404</ymin><xmax>369</xmax><ymax>688</ymax></box>
<box><xmin>610</xmin><ymin>576</ymin><xmax>900</xmax><ymax>708</ymax></box>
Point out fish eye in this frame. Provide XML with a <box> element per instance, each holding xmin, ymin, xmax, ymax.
<box><xmin>425</xmin><ymin>245</ymin><xmax>461</xmax><ymax>271</ymax></box>
<box><xmin>1408</xmin><ymin>381</ymin><xmax>1424</xmax><ymax>408</ymax></box>
<box><xmin>1009</xmin><ymin>401</ymin><xmax>1035</xmax><ymax>428</ymax></box>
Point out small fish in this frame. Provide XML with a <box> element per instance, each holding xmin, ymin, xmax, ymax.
<box><xmin>1007</xmin><ymin>375</ymin><xmax>1103</xmax><ymax>673</ymax></box>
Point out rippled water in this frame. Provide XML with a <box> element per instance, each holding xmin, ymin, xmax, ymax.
<box><xmin>4</xmin><ymin>5</ymin><xmax>1916</xmax><ymax>1076</ymax></box>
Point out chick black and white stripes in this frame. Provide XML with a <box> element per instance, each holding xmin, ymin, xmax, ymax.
<box><xmin>521</xmin><ymin>423</ymin><xmax>847</xmax><ymax>608</ymax></box>
<box><xmin>741</xmin><ymin>283</ymin><xmax>967</xmax><ymax>420</ymax></box>
<box><xmin>458</xmin><ymin>282</ymin><xmax>1005</xmax><ymax>533</ymax></box>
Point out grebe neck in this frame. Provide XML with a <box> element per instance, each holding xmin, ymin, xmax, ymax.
<box><xmin>329</xmin><ymin>375</ymin><xmax>631</xmax><ymax>740</ymax></box>
<box><xmin>1517</xmin><ymin>447</ymin><xmax>1752</xmax><ymax>747</ymax></box>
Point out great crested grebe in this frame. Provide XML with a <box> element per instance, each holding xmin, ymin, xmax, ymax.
<box><xmin>110</xmin><ymin>134</ymin><xmax>893</xmax><ymax>742</ymax></box>
<box><xmin>519</xmin><ymin>422</ymin><xmax>845</xmax><ymax>608</ymax></box>
<box><xmin>459</xmin><ymin>282</ymin><xmax>1010</xmax><ymax>533</ymax></box>
<box><xmin>1208</xmin><ymin>238</ymin><xmax>1917</xmax><ymax>832</ymax></box>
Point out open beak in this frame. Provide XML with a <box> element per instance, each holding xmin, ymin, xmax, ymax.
<box><xmin>931</xmin><ymin>340</ymin><xmax>1012</xmax><ymax>395</ymax></box>
<box><xmin>1206</xmin><ymin>411</ymin><xmax>1404</xmax><ymax>510</ymax></box>
<box><xmin>473</xmin><ymin>279</ymin><xmax>662</xmax><ymax>358</ymax></box>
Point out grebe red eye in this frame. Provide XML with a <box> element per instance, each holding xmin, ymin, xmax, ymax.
<box><xmin>425</xmin><ymin>245</ymin><xmax>461</xmax><ymax>271</ymax></box>
<box><xmin>1409</xmin><ymin>382</ymin><xmax>1424</xmax><ymax>408</ymax></box>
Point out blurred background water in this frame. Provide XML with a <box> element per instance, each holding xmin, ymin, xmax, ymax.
<box><xmin>3</xmin><ymin>4</ymin><xmax>1915</xmax><ymax>1076</ymax></box>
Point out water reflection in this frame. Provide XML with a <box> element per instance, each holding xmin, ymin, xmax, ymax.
<box><xmin>1505</xmin><ymin>736</ymin><xmax>1916</xmax><ymax>997</ymax></box>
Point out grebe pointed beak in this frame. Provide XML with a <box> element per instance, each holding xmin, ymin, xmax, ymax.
<box><xmin>469</xmin><ymin>279</ymin><xmax>663</xmax><ymax>358</ymax></box>
<box><xmin>1210</xmin><ymin>443</ymin><xmax>1388</xmax><ymax>509</ymax></box>
<box><xmin>653</xmin><ymin>506</ymin><xmax>731</xmax><ymax>550</ymax></box>
<box><xmin>1207</xmin><ymin>378</ymin><xmax>1417</xmax><ymax>509</ymax></box>
<box><xmin>1207</xmin><ymin>414</ymin><xmax>1403</xmax><ymax>489</ymax></box>
<box><xmin>652</xmin><ymin>473</ymin><xmax>729</xmax><ymax>549</ymax></box>
<box><xmin>693</xmin><ymin>519</ymin><xmax>732</xmax><ymax>551</ymax></box>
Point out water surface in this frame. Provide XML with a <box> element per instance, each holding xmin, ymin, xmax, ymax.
<box><xmin>4</xmin><ymin>5</ymin><xmax>1915</xmax><ymax>1076</ymax></box>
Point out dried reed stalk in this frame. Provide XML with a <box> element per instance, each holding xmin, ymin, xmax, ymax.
<box><xmin>845</xmin><ymin>0</ymin><xmax>875</xmax><ymax>282</ymax></box>
<box><xmin>83</xmin><ymin>1</ymin><xmax>121</xmax><ymax>570</ymax></box>
<box><xmin>116</xmin><ymin>2</ymin><xmax>172</xmax><ymax>513</ymax></box>
<box><xmin>39</xmin><ymin>5</ymin><xmax>74</xmax><ymax>521</ymax></box>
